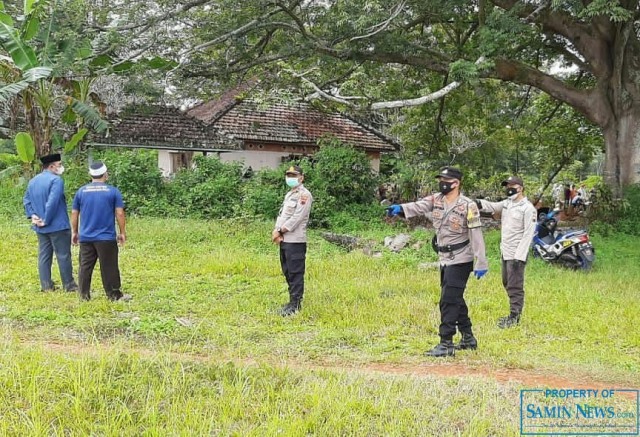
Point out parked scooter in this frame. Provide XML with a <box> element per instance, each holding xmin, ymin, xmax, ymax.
<box><xmin>532</xmin><ymin>209</ymin><xmax>595</xmax><ymax>270</ymax></box>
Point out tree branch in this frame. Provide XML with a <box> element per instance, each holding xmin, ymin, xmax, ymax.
<box><xmin>491</xmin><ymin>0</ymin><xmax>611</xmax><ymax>77</ymax></box>
<box><xmin>350</xmin><ymin>0</ymin><xmax>407</xmax><ymax>42</ymax></box>
<box><xmin>315</xmin><ymin>47</ymin><xmax>450</xmax><ymax>73</ymax></box>
<box><xmin>182</xmin><ymin>10</ymin><xmax>282</xmax><ymax>56</ymax></box>
<box><xmin>492</xmin><ymin>58</ymin><xmax>604</xmax><ymax>124</ymax></box>
<box><xmin>91</xmin><ymin>0</ymin><xmax>214</xmax><ymax>31</ymax></box>
<box><xmin>298</xmin><ymin>57</ymin><xmax>485</xmax><ymax>110</ymax></box>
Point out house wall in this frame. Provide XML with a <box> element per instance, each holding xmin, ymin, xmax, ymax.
<box><xmin>158</xmin><ymin>150</ymin><xmax>195</xmax><ymax>176</ymax></box>
<box><xmin>158</xmin><ymin>150</ymin><xmax>172</xmax><ymax>176</ymax></box>
<box><xmin>158</xmin><ymin>147</ymin><xmax>383</xmax><ymax>175</ymax></box>
<box><xmin>218</xmin><ymin>148</ymin><xmax>382</xmax><ymax>172</ymax></box>
<box><xmin>218</xmin><ymin>150</ymin><xmax>292</xmax><ymax>170</ymax></box>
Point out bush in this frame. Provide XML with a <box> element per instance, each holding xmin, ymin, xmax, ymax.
<box><xmin>241</xmin><ymin>167</ymin><xmax>288</xmax><ymax>220</ymax></box>
<box><xmin>0</xmin><ymin>153</ymin><xmax>21</xmax><ymax>171</ymax></box>
<box><xmin>303</xmin><ymin>139</ymin><xmax>379</xmax><ymax>227</ymax></box>
<box><xmin>617</xmin><ymin>184</ymin><xmax>640</xmax><ymax>235</ymax></box>
<box><xmin>165</xmin><ymin>155</ymin><xmax>243</xmax><ymax>219</ymax></box>
<box><xmin>97</xmin><ymin>149</ymin><xmax>165</xmax><ymax>215</ymax></box>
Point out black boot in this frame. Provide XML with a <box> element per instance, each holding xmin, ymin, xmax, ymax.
<box><xmin>425</xmin><ymin>339</ymin><xmax>455</xmax><ymax>357</ymax></box>
<box><xmin>455</xmin><ymin>332</ymin><xmax>478</xmax><ymax>350</ymax></box>
<box><xmin>498</xmin><ymin>313</ymin><xmax>520</xmax><ymax>329</ymax></box>
<box><xmin>279</xmin><ymin>301</ymin><xmax>301</xmax><ymax>317</ymax></box>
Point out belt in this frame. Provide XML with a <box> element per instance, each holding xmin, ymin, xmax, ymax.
<box><xmin>437</xmin><ymin>240</ymin><xmax>470</xmax><ymax>253</ymax></box>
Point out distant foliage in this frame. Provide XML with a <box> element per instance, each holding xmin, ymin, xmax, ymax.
<box><xmin>617</xmin><ymin>184</ymin><xmax>640</xmax><ymax>236</ymax></box>
<box><xmin>93</xmin><ymin>150</ymin><xmax>165</xmax><ymax>215</ymax></box>
<box><xmin>242</xmin><ymin>140</ymin><xmax>382</xmax><ymax>228</ymax></box>
<box><xmin>166</xmin><ymin>156</ymin><xmax>244</xmax><ymax>219</ymax></box>
<box><xmin>241</xmin><ymin>167</ymin><xmax>288</xmax><ymax>219</ymax></box>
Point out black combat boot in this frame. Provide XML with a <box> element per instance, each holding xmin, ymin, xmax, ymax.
<box><xmin>425</xmin><ymin>339</ymin><xmax>455</xmax><ymax>357</ymax></box>
<box><xmin>455</xmin><ymin>332</ymin><xmax>478</xmax><ymax>350</ymax></box>
<box><xmin>279</xmin><ymin>301</ymin><xmax>301</xmax><ymax>317</ymax></box>
<box><xmin>498</xmin><ymin>313</ymin><xmax>520</xmax><ymax>329</ymax></box>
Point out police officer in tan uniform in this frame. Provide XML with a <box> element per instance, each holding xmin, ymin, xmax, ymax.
<box><xmin>476</xmin><ymin>175</ymin><xmax>537</xmax><ymax>328</ymax></box>
<box><xmin>272</xmin><ymin>166</ymin><xmax>313</xmax><ymax>316</ymax></box>
<box><xmin>387</xmin><ymin>167</ymin><xmax>488</xmax><ymax>357</ymax></box>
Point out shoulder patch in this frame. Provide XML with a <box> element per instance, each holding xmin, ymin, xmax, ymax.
<box><xmin>300</xmin><ymin>194</ymin><xmax>309</xmax><ymax>205</ymax></box>
<box><xmin>467</xmin><ymin>202</ymin><xmax>482</xmax><ymax>229</ymax></box>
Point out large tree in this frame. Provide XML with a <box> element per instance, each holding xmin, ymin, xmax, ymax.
<box><xmin>151</xmin><ymin>0</ymin><xmax>639</xmax><ymax>194</ymax></box>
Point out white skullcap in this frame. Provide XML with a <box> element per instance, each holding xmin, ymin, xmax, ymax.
<box><xmin>89</xmin><ymin>161</ymin><xmax>107</xmax><ymax>177</ymax></box>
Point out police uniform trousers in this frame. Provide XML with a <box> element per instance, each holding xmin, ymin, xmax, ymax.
<box><xmin>439</xmin><ymin>261</ymin><xmax>474</xmax><ymax>340</ymax></box>
<box><xmin>501</xmin><ymin>258</ymin><xmax>526</xmax><ymax>315</ymax></box>
<box><xmin>279</xmin><ymin>242</ymin><xmax>307</xmax><ymax>304</ymax></box>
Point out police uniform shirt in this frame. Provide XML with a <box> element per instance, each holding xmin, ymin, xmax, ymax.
<box><xmin>402</xmin><ymin>193</ymin><xmax>488</xmax><ymax>269</ymax></box>
<box><xmin>275</xmin><ymin>184</ymin><xmax>313</xmax><ymax>243</ymax></box>
<box><xmin>479</xmin><ymin>197</ymin><xmax>537</xmax><ymax>262</ymax></box>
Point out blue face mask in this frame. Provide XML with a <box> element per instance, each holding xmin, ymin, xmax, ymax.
<box><xmin>286</xmin><ymin>177</ymin><xmax>300</xmax><ymax>188</ymax></box>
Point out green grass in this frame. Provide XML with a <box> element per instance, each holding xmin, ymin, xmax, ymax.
<box><xmin>1</xmin><ymin>216</ymin><xmax>639</xmax><ymax>434</ymax></box>
<box><xmin>0</xmin><ymin>336</ymin><xmax>525</xmax><ymax>436</ymax></box>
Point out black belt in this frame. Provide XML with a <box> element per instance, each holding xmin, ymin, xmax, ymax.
<box><xmin>437</xmin><ymin>240</ymin><xmax>469</xmax><ymax>253</ymax></box>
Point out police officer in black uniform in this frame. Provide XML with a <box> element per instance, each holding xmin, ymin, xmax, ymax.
<box><xmin>387</xmin><ymin>167</ymin><xmax>488</xmax><ymax>357</ymax></box>
<box><xmin>272</xmin><ymin>166</ymin><xmax>313</xmax><ymax>316</ymax></box>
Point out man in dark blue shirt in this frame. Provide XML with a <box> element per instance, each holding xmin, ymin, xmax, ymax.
<box><xmin>23</xmin><ymin>153</ymin><xmax>78</xmax><ymax>292</ymax></box>
<box><xmin>71</xmin><ymin>161</ymin><xmax>130</xmax><ymax>302</ymax></box>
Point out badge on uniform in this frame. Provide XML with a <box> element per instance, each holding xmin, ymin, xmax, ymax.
<box><xmin>300</xmin><ymin>195</ymin><xmax>309</xmax><ymax>205</ymax></box>
<box><xmin>467</xmin><ymin>202</ymin><xmax>482</xmax><ymax>228</ymax></box>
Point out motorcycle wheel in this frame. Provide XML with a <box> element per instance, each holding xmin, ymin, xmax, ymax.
<box><xmin>558</xmin><ymin>253</ymin><xmax>581</xmax><ymax>270</ymax></box>
<box><xmin>579</xmin><ymin>255</ymin><xmax>594</xmax><ymax>271</ymax></box>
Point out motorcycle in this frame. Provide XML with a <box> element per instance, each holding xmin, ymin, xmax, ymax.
<box><xmin>532</xmin><ymin>209</ymin><xmax>595</xmax><ymax>270</ymax></box>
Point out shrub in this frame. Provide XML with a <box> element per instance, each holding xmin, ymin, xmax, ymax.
<box><xmin>242</xmin><ymin>167</ymin><xmax>288</xmax><ymax>220</ymax></box>
<box><xmin>0</xmin><ymin>153</ymin><xmax>21</xmax><ymax>171</ymax></box>
<box><xmin>165</xmin><ymin>155</ymin><xmax>243</xmax><ymax>218</ymax></box>
<box><xmin>308</xmin><ymin>139</ymin><xmax>379</xmax><ymax>205</ymax></box>
<box><xmin>617</xmin><ymin>184</ymin><xmax>640</xmax><ymax>235</ymax></box>
<box><xmin>99</xmin><ymin>150</ymin><xmax>165</xmax><ymax>214</ymax></box>
<box><xmin>303</xmin><ymin>139</ymin><xmax>379</xmax><ymax>227</ymax></box>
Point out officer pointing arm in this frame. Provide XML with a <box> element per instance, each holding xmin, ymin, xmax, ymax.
<box><xmin>386</xmin><ymin>167</ymin><xmax>487</xmax><ymax>358</ymax></box>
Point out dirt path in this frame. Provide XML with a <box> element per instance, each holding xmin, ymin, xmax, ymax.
<box><xmin>22</xmin><ymin>339</ymin><xmax>637</xmax><ymax>397</ymax></box>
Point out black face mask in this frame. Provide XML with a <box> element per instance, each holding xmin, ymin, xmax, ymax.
<box><xmin>506</xmin><ymin>187</ymin><xmax>518</xmax><ymax>197</ymax></box>
<box><xmin>439</xmin><ymin>181</ymin><xmax>455</xmax><ymax>195</ymax></box>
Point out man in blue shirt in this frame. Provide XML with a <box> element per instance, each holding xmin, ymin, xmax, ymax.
<box><xmin>23</xmin><ymin>153</ymin><xmax>78</xmax><ymax>292</ymax></box>
<box><xmin>71</xmin><ymin>161</ymin><xmax>130</xmax><ymax>302</ymax></box>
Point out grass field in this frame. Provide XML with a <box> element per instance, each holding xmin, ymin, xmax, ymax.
<box><xmin>0</xmin><ymin>217</ymin><xmax>638</xmax><ymax>435</ymax></box>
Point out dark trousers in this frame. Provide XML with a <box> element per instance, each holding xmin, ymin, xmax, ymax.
<box><xmin>78</xmin><ymin>241</ymin><xmax>122</xmax><ymax>301</ymax></box>
<box><xmin>279</xmin><ymin>242</ymin><xmax>307</xmax><ymax>304</ymax></box>
<box><xmin>439</xmin><ymin>262</ymin><xmax>474</xmax><ymax>340</ymax></box>
<box><xmin>501</xmin><ymin>258</ymin><xmax>526</xmax><ymax>315</ymax></box>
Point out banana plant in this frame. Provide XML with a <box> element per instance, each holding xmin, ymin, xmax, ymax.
<box><xmin>1</xmin><ymin>129</ymin><xmax>88</xmax><ymax>179</ymax></box>
<box><xmin>0</xmin><ymin>0</ymin><xmax>108</xmax><ymax>162</ymax></box>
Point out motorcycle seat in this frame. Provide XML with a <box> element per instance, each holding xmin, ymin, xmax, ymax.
<box><xmin>541</xmin><ymin>235</ymin><xmax>555</xmax><ymax>245</ymax></box>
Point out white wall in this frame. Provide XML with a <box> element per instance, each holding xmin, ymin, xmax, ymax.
<box><xmin>219</xmin><ymin>150</ymin><xmax>382</xmax><ymax>172</ymax></box>
<box><xmin>158</xmin><ymin>149</ymin><xmax>382</xmax><ymax>174</ymax></box>
<box><xmin>158</xmin><ymin>150</ymin><xmax>172</xmax><ymax>177</ymax></box>
<box><xmin>218</xmin><ymin>151</ymin><xmax>292</xmax><ymax>170</ymax></box>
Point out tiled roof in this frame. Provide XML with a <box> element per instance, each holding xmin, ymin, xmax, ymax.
<box><xmin>91</xmin><ymin>106</ymin><xmax>241</xmax><ymax>151</ymax></box>
<box><xmin>187</xmin><ymin>99</ymin><xmax>399</xmax><ymax>152</ymax></box>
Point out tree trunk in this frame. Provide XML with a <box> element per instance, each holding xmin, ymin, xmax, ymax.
<box><xmin>602</xmin><ymin>24</ymin><xmax>640</xmax><ymax>197</ymax></box>
<box><xmin>602</xmin><ymin>109</ymin><xmax>640</xmax><ymax>195</ymax></box>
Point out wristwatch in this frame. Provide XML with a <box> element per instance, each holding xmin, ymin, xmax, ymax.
<box><xmin>276</xmin><ymin>227</ymin><xmax>284</xmax><ymax>236</ymax></box>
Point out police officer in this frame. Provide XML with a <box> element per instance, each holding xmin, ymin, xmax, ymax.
<box><xmin>476</xmin><ymin>176</ymin><xmax>536</xmax><ymax>328</ymax></box>
<box><xmin>272</xmin><ymin>165</ymin><xmax>313</xmax><ymax>316</ymax></box>
<box><xmin>387</xmin><ymin>167</ymin><xmax>488</xmax><ymax>357</ymax></box>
